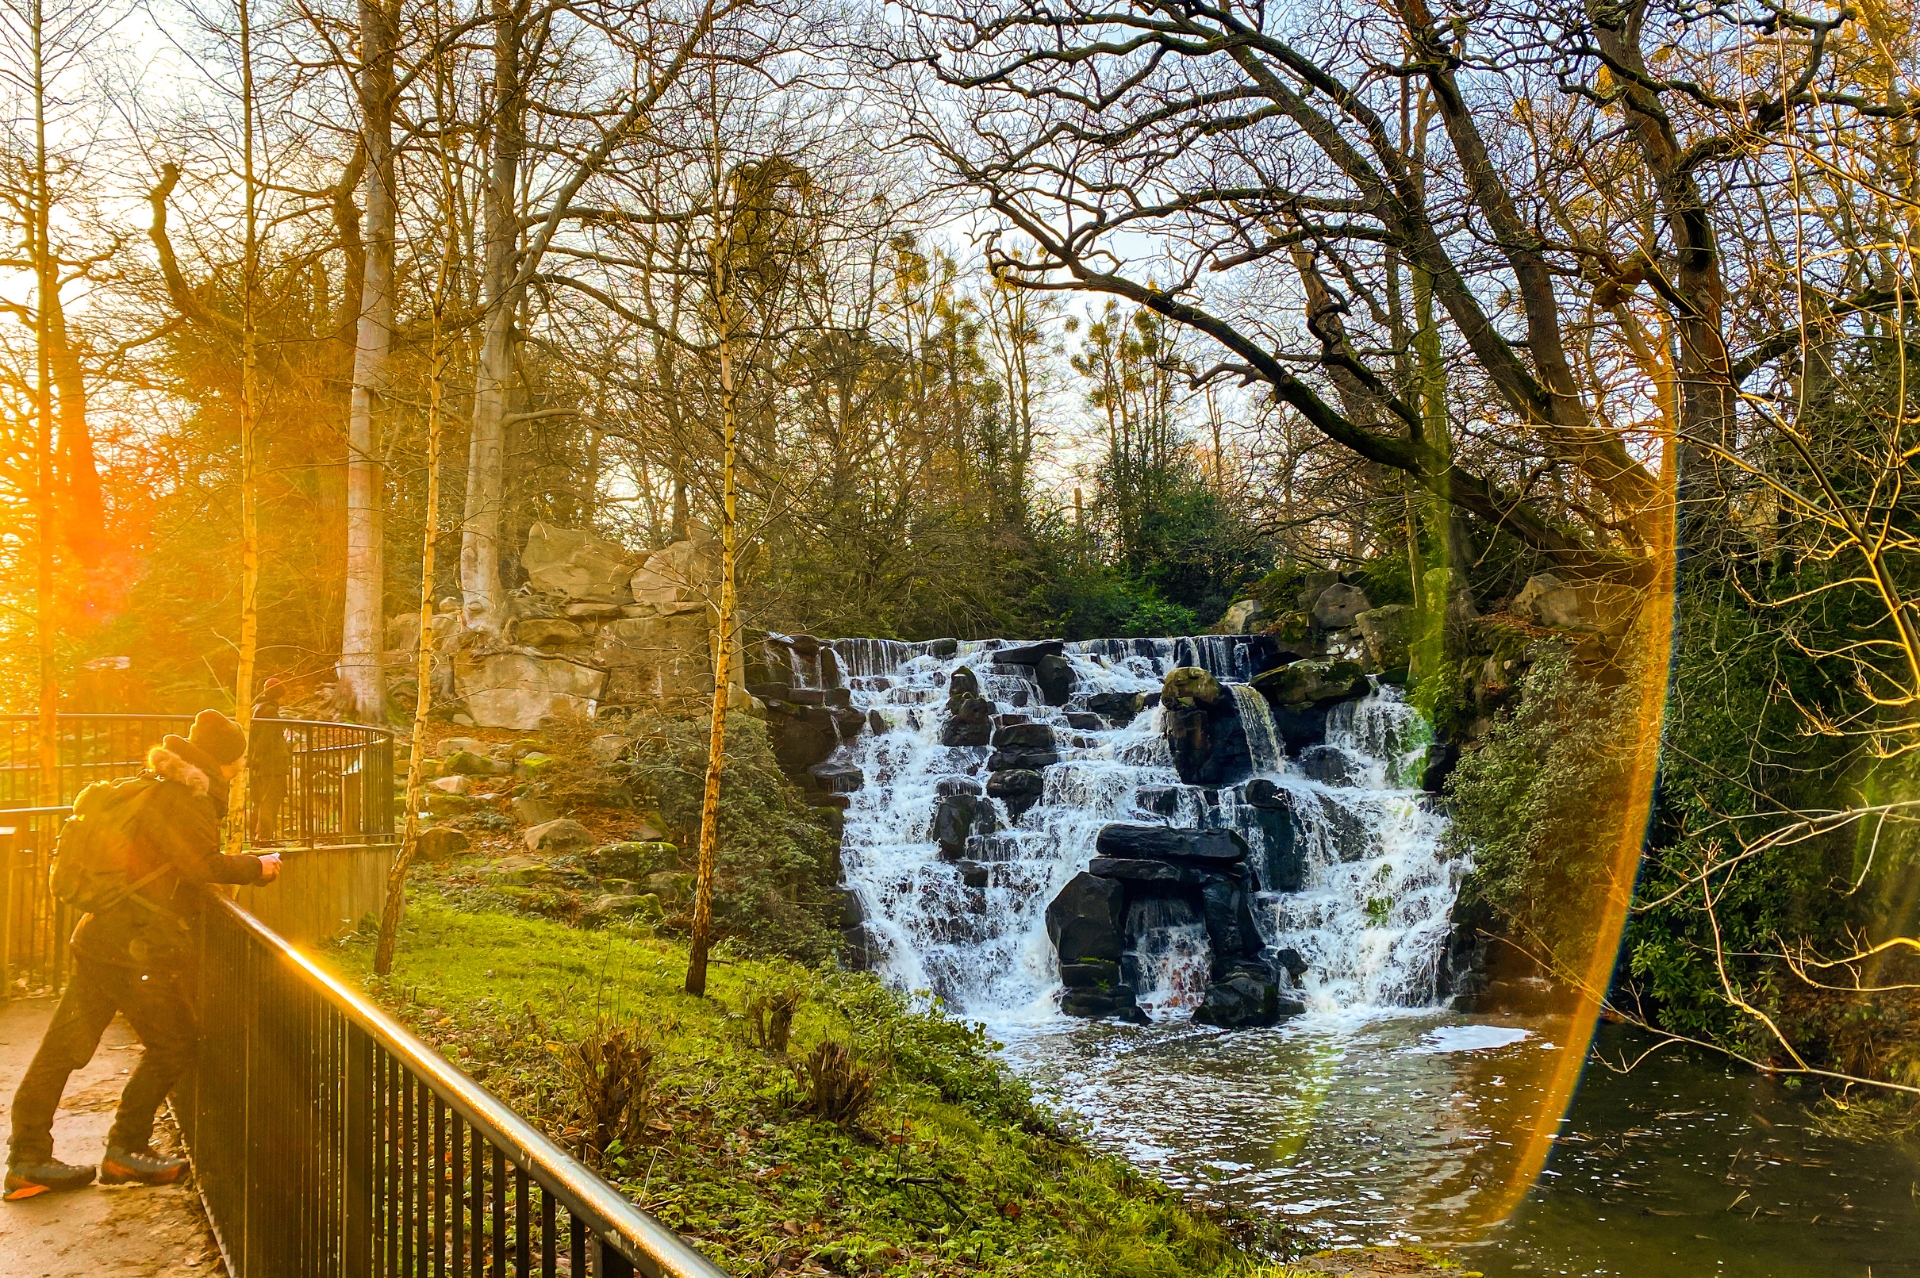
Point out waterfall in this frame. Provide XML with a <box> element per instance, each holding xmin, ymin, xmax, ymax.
<box><xmin>1228</xmin><ymin>683</ymin><xmax>1285</xmax><ymax>774</ymax></box>
<box><xmin>831</xmin><ymin>636</ymin><xmax>1462</xmax><ymax>1023</ymax></box>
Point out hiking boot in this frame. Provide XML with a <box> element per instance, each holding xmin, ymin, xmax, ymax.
<box><xmin>99</xmin><ymin>1146</ymin><xmax>188</xmax><ymax>1187</ymax></box>
<box><xmin>4</xmin><ymin>1159</ymin><xmax>96</xmax><ymax>1200</ymax></box>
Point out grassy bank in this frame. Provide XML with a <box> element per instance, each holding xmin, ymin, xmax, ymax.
<box><xmin>332</xmin><ymin>889</ymin><xmax>1261</xmax><ymax>1277</ymax></box>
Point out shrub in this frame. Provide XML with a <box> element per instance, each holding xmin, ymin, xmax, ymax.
<box><xmin>565</xmin><ymin>1018</ymin><xmax>657</xmax><ymax>1167</ymax></box>
<box><xmin>801</xmin><ymin>1039</ymin><xmax>876</xmax><ymax>1126</ymax></box>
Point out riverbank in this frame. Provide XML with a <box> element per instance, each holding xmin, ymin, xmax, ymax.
<box><xmin>333</xmin><ymin>889</ymin><xmax>1281</xmax><ymax>1277</ymax></box>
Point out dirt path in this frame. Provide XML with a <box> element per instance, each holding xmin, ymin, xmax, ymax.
<box><xmin>0</xmin><ymin>997</ymin><xmax>223</xmax><ymax>1278</ymax></box>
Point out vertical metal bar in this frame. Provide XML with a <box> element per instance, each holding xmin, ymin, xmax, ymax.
<box><xmin>417</xmin><ymin>1078</ymin><xmax>431</xmax><ymax>1278</ymax></box>
<box><xmin>539</xmin><ymin>1186</ymin><xmax>555</xmax><ymax>1278</ymax></box>
<box><xmin>568</xmin><ymin>1211</ymin><xmax>585</xmax><ymax>1278</ymax></box>
<box><xmin>593</xmin><ymin>1239</ymin><xmax>633</xmax><ymax>1278</ymax></box>
<box><xmin>491</xmin><ymin>1147</ymin><xmax>506</xmax><ymax>1278</ymax></box>
<box><xmin>515</xmin><ymin>1169</ymin><xmax>529</xmax><ymax>1276</ymax></box>
<box><xmin>470</xmin><ymin>1120</ymin><xmax>485</xmax><ymax>1278</ymax></box>
<box><xmin>452</xmin><ymin>1116</ymin><xmax>465</xmax><ymax>1278</ymax></box>
<box><xmin>434</xmin><ymin>1095</ymin><xmax>447</xmax><ymax>1278</ymax></box>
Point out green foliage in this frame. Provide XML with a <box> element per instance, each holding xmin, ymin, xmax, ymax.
<box><xmin>344</xmin><ymin>893</ymin><xmax>1256</xmax><ymax>1277</ymax></box>
<box><xmin>617</xmin><ymin>711</ymin><xmax>843</xmax><ymax>964</ymax></box>
<box><xmin>1444</xmin><ymin>646</ymin><xmax>1641</xmax><ymax>974</ymax></box>
<box><xmin>1035</xmin><ymin>562</ymin><xmax>1198</xmax><ymax>640</ymax></box>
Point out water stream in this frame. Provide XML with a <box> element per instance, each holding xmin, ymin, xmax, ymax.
<box><xmin>805</xmin><ymin>635</ymin><xmax>1920</xmax><ymax>1271</ymax></box>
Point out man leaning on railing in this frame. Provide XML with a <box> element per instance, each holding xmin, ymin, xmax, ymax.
<box><xmin>4</xmin><ymin>711</ymin><xmax>283</xmax><ymax>1200</ymax></box>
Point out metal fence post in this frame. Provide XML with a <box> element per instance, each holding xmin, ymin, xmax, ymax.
<box><xmin>345</xmin><ymin>1024</ymin><xmax>375</xmax><ymax>1278</ymax></box>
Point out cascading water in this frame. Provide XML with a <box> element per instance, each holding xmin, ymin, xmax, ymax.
<box><xmin>824</xmin><ymin>635</ymin><xmax>1465</xmax><ymax>1022</ymax></box>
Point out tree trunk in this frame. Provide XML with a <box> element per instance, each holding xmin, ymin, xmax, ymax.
<box><xmin>30</xmin><ymin>0</ymin><xmax>56</xmax><ymax>807</ymax></box>
<box><xmin>227</xmin><ymin>0</ymin><xmax>261</xmax><ymax>855</ymax></box>
<box><xmin>460</xmin><ymin>0</ymin><xmax>524</xmax><ymax>636</ymax></box>
<box><xmin>341</xmin><ymin>0</ymin><xmax>397</xmax><ymax>720</ymax></box>
<box><xmin>44</xmin><ymin>290</ymin><xmax>104</xmax><ymax>568</ymax></box>
<box><xmin>686</xmin><ymin>279</ymin><xmax>739</xmax><ymax>998</ymax></box>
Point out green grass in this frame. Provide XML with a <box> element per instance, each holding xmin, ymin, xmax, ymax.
<box><xmin>331</xmin><ymin>889</ymin><xmax>1261</xmax><ymax>1277</ymax></box>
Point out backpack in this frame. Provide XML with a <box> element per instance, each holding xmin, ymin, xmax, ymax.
<box><xmin>49</xmin><ymin>777</ymin><xmax>166</xmax><ymax>914</ymax></box>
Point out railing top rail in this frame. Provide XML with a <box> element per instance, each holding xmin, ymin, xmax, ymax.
<box><xmin>216</xmin><ymin>898</ymin><xmax>725</xmax><ymax>1278</ymax></box>
<box><xmin>0</xmin><ymin>712</ymin><xmax>395</xmax><ymax>741</ymax></box>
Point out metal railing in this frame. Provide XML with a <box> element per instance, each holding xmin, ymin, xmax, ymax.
<box><xmin>0</xmin><ymin>806</ymin><xmax>69</xmax><ymax>996</ymax></box>
<box><xmin>0</xmin><ymin>713</ymin><xmax>395</xmax><ymax>847</ymax></box>
<box><xmin>180</xmin><ymin>899</ymin><xmax>727</xmax><ymax>1278</ymax></box>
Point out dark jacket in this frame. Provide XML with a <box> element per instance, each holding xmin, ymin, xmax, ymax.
<box><xmin>71</xmin><ymin>740</ymin><xmax>268</xmax><ymax>970</ymax></box>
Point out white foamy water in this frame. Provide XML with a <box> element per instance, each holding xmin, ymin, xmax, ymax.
<box><xmin>807</xmin><ymin>634</ymin><xmax>1466</xmax><ymax>1023</ymax></box>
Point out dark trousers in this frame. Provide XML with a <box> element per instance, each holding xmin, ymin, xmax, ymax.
<box><xmin>6</xmin><ymin>957</ymin><xmax>198</xmax><ymax>1165</ymax></box>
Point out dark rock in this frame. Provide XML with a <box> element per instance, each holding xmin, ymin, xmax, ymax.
<box><xmin>1095</xmin><ymin>823</ymin><xmax>1249</xmax><ymax>864</ymax></box>
<box><xmin>956</xmin><ymin>860</ymin><xmax>990</xmax><ymax>888</ymax></box>
<box><xmin>964</xmin><ymin>833</ymin><xmax>1019</xmax><ymax>862</ymax></box>
<box><xmin>1241</xmin><ymin>797</ymin><xmax>1303</xmax><ymax>893</ymax></box>
<box><xmin>837</xmin><ymin>888</ymin><xmax>866</xmax><ymax>929</ymax></box>
<box><xmin>986</xmin><ymin>768</ymin><xmax>1046</xmax><ymax>818</ymax></box>
<box><xmin>769</xmin><ymin>705</ymin><xmax>844</xmax><ymax>772</ymax></box>
<box><xmin>1242</xmin><ymin>778</ymin><xmax>1285</xmax><ymax>809</ymax></box>
<box><xmin>809</xmin><ymin>762</ymin><xmax>864</xmax><ymax>794</ymax></box>
<box><xmin>1296</xmin><ymin>745</ymin><xmax>1358</xmax><ymax>787</ymax></box>
<box><xmin>1035</xmin><ymin>653</ymin><xmax>1074</xmax><ymax>706</ymax></box>
<box><xmin>415</xmin><ymin>826</ymin><xmax>471</xmax><ymax>862</ymax></box>
<box><xmin>929</xmin><ymin>638</ymin><xmax>959</xmax><ymax>658</ymax></box>
<box><xmin>987</xmin><ymin>749</ymin><xmax>1060</xmax><ymax>772</ymax></box>
<box><xmin>1134</xmin><ymin>785</ymin><xmax>1185</xmax><ymax>817</ymax></box>
<box><xmin>1162</xmin><ymin>666</ymin><xmax>1224</xmax><ymax>709</ymax></box>
<box><xmin>789</xmin><ymin>634</ymin><xmax>822</xmax><ymax>656</ymax></box>
<box><xmin>1192</xmin><ymin>973</ymin><xmax>1284</xmax><ymax>1028</ymax></box>
<box><xmin>1268</xmin><ymin>703</ymin><xmax>1334</xmax><ymax>753</ymax></box>
<box><xmin>1086</xmin><ymin>691</ymin><xmax>1146</xmax><ymax>720</ymax></box>
<box><xmin>1060</xmin><ymin>987</ymin><xmax>1148</xmax><ymax>1023</ymax></box>
<box><xmin>1060</xmin><ymin>959</ymin><xmax>1122</xmax><ymax>989</ymax></box>
<box><xmin>1274</xmin><ymin>947</ymin><xmax>1310</xmax><ymax>982</ymax></box>
<box><xmin>992</xmin><ymin>722</ymin><xmax>1056</xmax><ymax>750</ymax></box>
<box><xmin>1088</xmin><ymin>856</ymin><xmax>1203</xmax><ymax>885</ymax></box>
<box><xmin>1422</xmin><ymin>734</ymin><xmax>1461</xmax><ymax>793</ymax></box>
<box><xmin>1201</xmin><ymin>877</ymin><xmax>1264</xmax><ymax>962</ymax></box>
<box><xmin>940</xmin><ymin>695</ymin><xmax>994</xmax><ymax>747</ymax></box>
<box><xmin>804</xmin><ymin>792</ymin><xmax>851</xmax><ymax>810</ymax></box>
<box><xmin>1046</xmin><ymin>871</ymin><xmax>1126</xmax><ymax>964</ymax></box>
<box><xmin>868</xmin><ymin>709</ymin><xmax>889</xmax><ymax>735</ymax></box>
<box><xmin>950</xmin><ymin>666</ymin><xmax>980</xmax><ymax>698</ymax></box>
<box><xmin>1311</xmin><ymin>582</ymin><xmax>1372</xmax><ymax>629</ymax></box>
<box><xmin>1065</xmin><ymin>712</ymin><xmax>1104</xmax><ymax>731</ymax></box>
<box><xmin>1250</xmin><ymin>660</ymin><xmax>1370</xmax><ymax>708</ymax></box>
<box><xmin>935</xmin><ymin>776</ymin><xmax>983</xmax><ymax>797</ymax></box>
<box><xmin>992</xmin><ymin>640</ymin><xmax>1065</xmax><ymax>665</ymax></box>
<box><xmin>783</xmin><ymin>688</ymin><xmax>827</xmax><ymax>707</ymax></box>
<box><xmin>746</xmin><ymin>681</ymin><xmax>793</xmax><ymax>701</ymax></box>
<box><xmin>832</xmin><ymin>708</ymin><xmax>867</xmax><ymax>741</ymax></box>
<box><xmin>822</xmin><ymin>687</ymin><xmax>853</xmax><ymax>710</ymax></box>
<box><xmin>931</xmin><ymin>791</ymin><xmax>999</xmax><ymax>858</ymax></box>
<box><xmin>841</xmin><ymin>924</ymin><xmax>877</xmax><ymax>971</ymax></box>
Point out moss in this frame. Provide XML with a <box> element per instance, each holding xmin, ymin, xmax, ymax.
<box><xmin>337</xmin><ymin>891</ymin><xmax>1259</xmax><ymax>1277</ymax></box>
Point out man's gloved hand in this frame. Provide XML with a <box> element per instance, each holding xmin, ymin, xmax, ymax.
<box><xmin>257</xmin><ymin>853</ymin><xmax>283</xmax><ymax>883</ymax></box>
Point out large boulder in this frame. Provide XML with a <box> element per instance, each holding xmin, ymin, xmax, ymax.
<box><xmin>1034</xmin><ymin>653</ymin><xmax>1074</xmax><ymax>706</ymax></box>
<box><xmin>768</xmin><ymin>704</ymin><xmax>841</xmax><ymax>772</ymax></box>
<box><xmin>1311</xmin><ymin>582</ymin><xmax>1371</xmax><ymax>629</ymax></box>
<box><xmin>1162</xmin><ymin>666</ymin><xmax>1223</xmax><ymax>709</ymax></box>
<box><xmin>413</xmin><ymin>826</ymin><xmax>471</xmax><ymax>863</ymax></box>
<box><xmin>593</xmin><ymin>613</ymin><xmax>714</xmax><ymax>706</ymax></box>
<box><xmin>524</xmin><ymin>818</ymin><xmax>593</xmax><ymax>852</ymax></box>
<box><xmin>1354</xmin><ymin>605</ymin><xmax>1416</xmax><ymax>672</ymax></box>
<box><xmin>985</xmin><ymin>768</ymin><xmax>1046</xmax><ymax>818</ymax></box>
<box><xmin>930</xmin><ymin>790</ymin><xmax>999</xmax><ymax>859</ymax></box>
<box><xmin>1241</xmin><ymin>780</ymin><xmax>1304</xmax><ymax>892</ymax></box>
<box><xmin>992</xmin><ymin>722</ymin><xmax>1056</xmax><ymax>751</ymax></box>
<box><xmin>1192</xmin><ymin>973</ymin><xmax>1293</xmax><ymax>1028</ymax></box>
<box><xmin>1201</xmin><ymin>877</ymin><xmax>1265</xmax><ymax>963</ymax></box>
<box><xmin>991</xmin><ymin>640</ymin><xmax>1065</xmax><ymax>665</ymax></box>
<box><xmin>1060</xmin><ymin>986</ymin><xmax>1147</xmax><ymax>1022</ymax></box>
<box><xmin>1512</xmin><ymin>573</ymin><xmax>1639</xmax><ymax>636</ymax></box>
<box><xmin>948</xmin><ymin>666</ymin><xmax>980</xmax><ymax>699</ymax></box>
<box><xmin>522</xmin><ymin>523</ymin><xmax>636</xmax><ymax>603</ymax></box>
<box><xmin>1087</xmin><ymin>691</ymin><xmax>1146</xmax><ymax>721</ymax></box>
<box><xmin>1217</xmin><ymin>599</ymin><xmax>1264</xmax><ymax>635</ymax></box>
<box><xmin>629</xmin><ymin>536</ymin><xmax>718</xmax><ymax>609</ymax></box>
<box><xmin>455</xmin><ymin>652</ymin><xmax>606</xmax><ymax>729</ymax></box>
<box><xmin>1095</xmin><ymin>823</ymin><xmax>1249</xmax><ymax>864</ymax></box>
<box><xmin>1046</xmin><ymin>872</ymin><xmax>1126</xmax><ymax>964</ymax></box>
<box><xmin>1250</xmin><ymin>660</ymin><xmax>1369</xmax><ymax>709</ymax></box>
<box><xmin>514</xmin><ymin>618</ymin><xmax>587</xmax><ymax>649</ymax></box>
<box><xmin>940</xmin><ymin>695</ymin><xmax>994</xmax><ymax>747</ymax></box>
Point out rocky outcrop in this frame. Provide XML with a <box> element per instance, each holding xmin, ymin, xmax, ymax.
<box><xmin>1310</xmin><ymin>581</ymin><xmax>1371</xmax><ymax>629</ymax></box>
<box><xmin>629</xmin><ymin>535</ymin><xmax>718</xmax><ymax>611</ymax></box>
<box><xmin>522</xmin><ymin>523</ymin><xmax>637</xmax><ymax>604</ymax></box>
<box><xmin>985</xmin><ymin>768</ymin><xmax>1045</xmax><ymax>818</ymax></box>
<box><xmin>1046</xmin><ymin>872</ymin><xmax>1126</xmax><ymax>964</ymax></box>
<box><xmin>1086</xmin><ymin>690</ymin><xmax>1146</xmax><ymax>722</ymax></box>
<box><xmin>1354</xmin><ymin>605</ymin><xmax>1415</xmax><ymax>672</ymax></box>
<box><xmin>1512</xmin><ymin>572</ymin><xmax>1639</xmax><ymax>636</ymax></box>
<box><xmin>1217</xmin><ymin>598</ymin><xmax>1263</xmax><ymax>634</ymax></box>
<box><xmin>1160</xmin><ymin>665</ymin><xmax>1256</xmax><ymax>785</ymax></box>
<box><xmin>991</xmin><ymin>640</ymin><xmax>1064</xmax><ymax>665</ymax></box>
<box><xmin>940</xmin><ymin>695</ymin><xmax>994</xmax><ymax>747</ymax></box>
<box><xmin>1250</xmin><ymin>659</ymin><xmax>1369</xmax><ymax>708</ymax></box>
<box><xmin>1240</xmin><ymin>779</ymin><xmax>1304</xmax><ymax>891</ymax></box>
<box><xmin>454</xmin><ymin>651</ymin><xmax>606</xmax><ymax>730</ymax></box>
<box><xmin>1095</xmin><ymin>823</ymin><xmax>1249</xmax><ymax>864</ymax></box>
<box><xmin>931</xmin><ymin>782</ymin><xmax>999</xmax><ymax>859</ymax></box>
<box><xmin>1192</xmin><ymin>971</ymin><xmax>1297</xmax><ymax>1028</ymax></box>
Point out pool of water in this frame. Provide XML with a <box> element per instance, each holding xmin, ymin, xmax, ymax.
<box><xmin>997</xmin><ymin>1013</ymin><xmax>1920</xmax><ymax>1275</ymax></box>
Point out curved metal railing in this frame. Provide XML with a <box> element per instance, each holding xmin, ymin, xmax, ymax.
<box><xmin>181</xmin><ymin>898</ymin><xmax>727</xmax><ymax>1278</ymax></box>
<box><xmin>0</xmin><ymin>713</ymin><xmax>394</xmax><ymax>847</ymax></box>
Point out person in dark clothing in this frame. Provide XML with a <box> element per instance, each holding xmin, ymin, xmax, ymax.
<box><xmin>249</xmin><ymin>678</ymin><xmax>291</xmax><ymax>842</ymax></box>
<box><xmin>4</xmin><ymin>711</ymin><xmax>282</xmax><ymax>1200</ymax></box>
